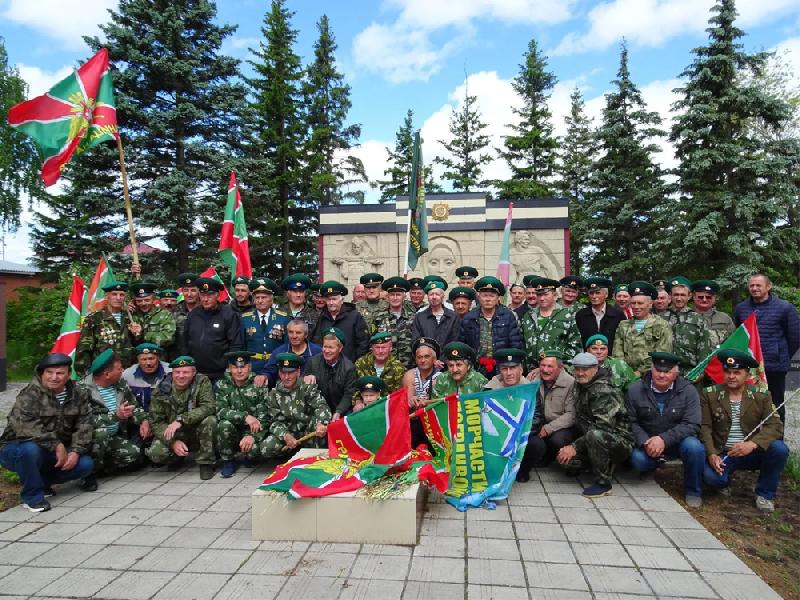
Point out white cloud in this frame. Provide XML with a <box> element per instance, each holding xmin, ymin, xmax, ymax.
<box><xmin>2</xmin><ymin>0</ymin><xmax>117</xmax><ymax>49</ymax></box>
<box><xmin>17</xmin><ymin>64</ymin><xmax>73</xmax><ymax>98</ymax></box>
<box><xmin>553</xmin><ymin>0</ymin><xmax>800</xmax><ymax>56</ymax></box>
<box><xmin>773</xmin><ymin>37</ymin><xmax>800</xmax><ymax>81</ymax></box>
<box><xmin>384</xmin><ymin>0</ymin><xmax>575</xmax><ymax>29</ymax></box>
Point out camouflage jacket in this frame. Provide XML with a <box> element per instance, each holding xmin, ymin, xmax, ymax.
<box><xmin>149</xmin><ymin>373</ymin><xmax>215</xmax><ymax>442</ymax></box>
<box><xmin>521</xmin><ymin>307</ymin><xmax>582</xmax><ymax>367</ymax></box>
<box><xmin>356</xmin><ymin>298</ymin><xmax>389</xmax><ymax>333</ymax></box>
<box><xmin>602</xmin><ymin>356</ymin><xmax>639</xmax><ymax>393</ymax></box>
<box><xmin>0</xmin><ymin>376</ymin><xmax>93</xmax><ymax>455</ymax></box>
<box><xmin>279</xmin><ymin>301</ymin><xmax>319</xmax><ymax>332</ymax></box>
<box><xmin>266</xmin><ymin>382</ymin><xmax>331</xmax><ymax>439</ymax></box>
<box><xmin>353</xmin><ymin>353</ymin><xmax>406</xmax><ymax>403</ymax></box>
<box><xmin>131</xmin><ymin>306</ymin><xmax>176</xmax><ymax>350</ymax></box>
<box><xmin>573</xmin><ymin>368</ymin><xmax>633</xmax><ymax>454</ymax></box>
<box><xmin>75</xmin><ymin>308</ymin><xmax>137</xmax><ymax>375</ymax></box>
<box><xmin>432</xmin><ymin>368</ymin><xmax>488</xmax><ymax>399</ymax></box>
<box><xmin>663</xmin><ymin>307</ymin><xmax>712</xmax><ymax>373</ymax></box>
<box><xmin>695</xmin><ymin>308</ymin><xmax>735</xmax><ymax>348</ymax></box>
<box><xmin>371</xmin><ymin>304</ymin><xmax>417</xmax><ymax>367</ymax></box>
<box><xmin>612</xmin><ymin>315</ymin><xmax>673</xmax><ymax>374</ymax></box>
<box><xmin>80</xmin><ymin>375</ymin><xmax>146</xmax><ymax>442</ymax></box>
<box><xmin>215</xmin><ymin>373</ymin><xmax>269</xmax><ymax>426</ymax></box>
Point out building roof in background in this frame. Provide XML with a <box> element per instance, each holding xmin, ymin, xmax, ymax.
<box><xmin>0</xmin><ymin>260</ymin><xmax>39</xmax><ymax>275</ymax></box>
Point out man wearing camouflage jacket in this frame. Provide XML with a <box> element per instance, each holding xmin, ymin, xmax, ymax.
<box><xmin>521</xmin><ymin>278</ymin><xmax>582</xmax><ymax>369</ymax></box>
<box><xmin>75</xmin><ymin>281</ymin><xmax>137</xmax><ymax>375</ymax></box>
<box><xmin>661</xmin><ymin>277</ymin><xmax>712</xmax><ymax>375</ymax></box>
<box><xmin>613</xmin><ymin>281</ymin><xmax>673</xmax><ymax>375</ymax></box>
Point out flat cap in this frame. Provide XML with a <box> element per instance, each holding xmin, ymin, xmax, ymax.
<box><xmin>36</xmin><ymin>352</ymin><xmax>72</xmax><ymax>372</ymax></box>
<box><xmin>570</xmin><ymin>352</ymin><xmax>599</xmax><ymax>367</ymax></box>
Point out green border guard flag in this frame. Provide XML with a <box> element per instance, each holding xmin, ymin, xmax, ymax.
<box><xmin>405</xmin><ymin>131</ymin><xmax>428</xmax><ymax>272</ymax></box>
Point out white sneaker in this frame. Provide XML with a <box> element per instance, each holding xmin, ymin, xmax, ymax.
<box><xmin>685</xmin><ymin>495</ymin><xmax>702</xmax><ymax>508</ymax></box>
<box><xmin>755</xmin><ymin>496</ymin><xmax>774</xmax><ymax>513</ymax></box>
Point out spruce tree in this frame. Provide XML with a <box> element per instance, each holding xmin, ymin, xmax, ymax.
<box><xmin>434</xmin><ymin>82</ymin><xmax>492</xmax><ymax>192</ymax></box>
<box><xmin>497</xmin><ymin>39</ymin><xmax>558</xmax><ymax>199</ymax></box>
<box><xmin>303</xmin><ymin>15</ymin><xmax>367</xmax><ymax>206</ymax></box>
<box><xmin>587</xmin><ymin>42</ymin><xmax>667</xmax><ymax>281</ymax></box>
<box><xmin>669</xmin><ymin>0</ymin><xmax>796</xmax><ymax>290</ymax></box>
<box><xmin>556</xmin><ymin>88</ymin><xmax>597</xmax><ymax>275</ymax></box>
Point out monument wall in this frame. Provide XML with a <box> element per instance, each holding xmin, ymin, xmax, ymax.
<box><xmin>319</xmin><ymin>193</ymin><xmax>569</xmax><ymax>286</ymax></box>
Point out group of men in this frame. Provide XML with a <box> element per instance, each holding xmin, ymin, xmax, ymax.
<box><xmin>0</xmin><ymin>267</ymin><xmax>795</xmax><ymax>514</ymax></box>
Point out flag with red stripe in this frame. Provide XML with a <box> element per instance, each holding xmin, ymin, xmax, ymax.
<box><xmin>218</xmin><ymin>172</ymin><xmax>252</xmax><ymax>283</ymax></box>
<box><xmin>495</xmin><ymin>202</ymin><xmax>513</xmax><ymax>287</ymax></box>
<box><xmin>84</xmin><ymin>254</ymin><xmax>115</xmax><ymax>313</ymax></box>
<box><xmin>51</xmin><ymin>275</ymin><xmax>86</xmax><ymax>379</ymax></box>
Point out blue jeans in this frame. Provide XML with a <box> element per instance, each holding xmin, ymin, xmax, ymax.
<box><xmin>703</xmin><ymin>440</ymin><xmax>789</xmax><ymax>500</ymax></box>
<box><xmin>0</xmin><ymin>441</ymin><xmax>94</xmax><ymax>505</ymax></box>
<box><xmin>631</xmin><ymin>436</ymin><xmax>705</xmax><ymax>497</ymax></box>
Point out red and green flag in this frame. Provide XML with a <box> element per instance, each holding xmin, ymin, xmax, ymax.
<box><xmin>496</xmin><ymin>202</ymin><xmax>513</xmax><ymax>288</ymax></box>
<box><xmin>84</xmin><ymin>254</ymin><xmax>116</xmax><ymax>314</ymax></box>
<box><xmin>405</xmin><ymin>131</ymin><xmax>428</xmax><ymax>274</ymax></box>
<box><xmin>218</xmin><ymin>172</ymin><xmax>252</xmax><ymax>283</ymax></box>
<box><xmin>7</xmin><ymin>48</ymin><xmax>118</xmax><ymax>187</ymax></box>
<box><xmin>199</xmin><ymin>266</ymin><xmax>231</xmax><ymax>303</ymax></box>
<box><xmin>687</xmin><ymin>313</ymin><xmax>768</xmax><ymax>391</ymax></box>
<box><xmin>51</xmin><ymin>275</ymin><xmax>86</xmax><ymax>379</ymax></box>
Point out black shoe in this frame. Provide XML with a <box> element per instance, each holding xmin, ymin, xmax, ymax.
<box><xmin>167</xmin><ymin>457</ymin><xmax>185</xmax><ymax>472</ymax></box>
<box><xmin>516</xmin><ymin>471</ymin><xmax>531</xmax><ymax>483</ymax></box>
<box><xmin>199</xmin><ymin>464</ymin><xmax>215</xmax><ymax>480</ymax></box>
<box><xmin>80</xmin><ymin>475</ymin><xmax>98</xmax><ymax>492</ymax></box>
<box><xmin>23</xmin><ymin>499</ymin><xmax>51</xmax><ymax>513</ymax></box>
<box><xmin>43</xmin><ymin>486</ymin><xmax>56</xmax><ymax>497</ymax></box>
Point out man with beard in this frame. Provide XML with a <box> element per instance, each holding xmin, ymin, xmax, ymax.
<box><xmin>311</xmin><ymin>281</ymin><xmax>370</xmax><ymax>361</ymax></box>
<box><xmin>158</xmin><ymin>289</ymin><xmax>179</xmax><ymax>312</ymax></box>
<box><xmin>432</xmin><ymin>342</ymin><xmax>488</xmax><ymax>397</ymax></box>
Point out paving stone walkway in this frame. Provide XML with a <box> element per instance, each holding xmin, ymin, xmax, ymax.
<box><xmin>0</xmin><ymin>463</ymin><xmax>783</xmax><ymax>600</ymax></box>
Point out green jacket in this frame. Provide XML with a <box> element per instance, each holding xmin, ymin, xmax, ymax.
<box><xmin>432</xmin><ymin>368</ymin><xmax>488</xmax><ymax>399</ymax></box>
<box><xmin>573</xmin><ymin>368</ymin><xmax>633</xmax><ymax>454</ymax></box>
<box><xmin>149</xmin><ymin>373</ymin><xmax>215</xmax><ymax>442</ymax></box>
<box><xmin>612</xmin><ymin>315</ymin><xmax>673</xmax><ymax>374</ymax></box>
<box><xmin>700</xmin><ymin>385</ymin><xmax>783</xmax><ymax>456</ymax></box>
<box><xmin>75</xmin><ymin>308</ymin><xmax>137</xmax><ymax>375</ymax></box>
<box><xmin>521</xmin><ymin>307</ymin><xmax>582</xmax><ymax>367</ymax></box>
<box><xmin>602</xmin><ymin>356</ymin><xmax>639</xmax><ymax>393</ymax></box>
<box><xmin>0</xmin><ymin>375</ymin><xmax>93</xmax><ymax>455</ymax></box>
<box><xmin>695</xmin><ymin>308</ymin><xmax>735</xmax><ymax>348</ymax></box>
<box><xmin>663</xmin><ymin>307</ymin><xmax>712</xmax><ymax>373</ymax></box>
<box><xmin>215</xmin><ymin>373</ymin><xmax>269</xmax><ymax>426</ymax></box>
<box><xmin>353</xmin><ymin>353</ymin><xmax>406</xmax><ymax>403</ymax></box>
<box><xmin>356</xmin><ymin>298</ymin><xmax>389</xmax><ymax>333</ymax></box>
<box><xmin>81</xmin><ymin>375</ymin><xmax>146</xmax><ymax>443</ymax></box>
<box><xmin>372</xmin><ymin>304</ymin><xmax>417</xmax><ymax>367</ymax></box>
<box><xmin>266</xmin><ymin>382</ymin><xmax>331</xmax><ymax>439</ymax></box>
<box><xmin>132</xmin><ymin>306</ymin><xmax>176</xmax><ymax>350</ymax></box>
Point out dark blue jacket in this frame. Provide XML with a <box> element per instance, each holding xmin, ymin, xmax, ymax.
<box><xmin>459</xmin><ymin>305</ymin><xmax>522</xmax><ymax>353</ymax></box>
<box><xmin>734</xmin><ymin>294</ymin><xmax>800</xmax><ymax>372</ymax></box>
<box><xmin>624</xmin><ymin>373</ymin><xmax>700</xmax><ymax>448</ymax></box>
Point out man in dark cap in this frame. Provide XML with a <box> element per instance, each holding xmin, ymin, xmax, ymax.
<box><xmin>230</xmin><ymin>275</ymin><xmax>253</xmax><ymax>314</ymax></box>
<box><xmin>183</xmin><ymin>277</ymin><xmax>243</xmax><ymax>383</ymax></box>
<box><xmin>408</xmin><ymin>278</ymin><xmax>427</xmax><ymax>311</ymax></box>
<box><xmin>280</xmin><ymin>273</ymin><xmax>319</xmax><ymax>331</ymax></box>
<box><xmin>372</xmin><ymin>276</ymin><xmax>416</xmax><ymax>367</ymax></box>
<box><xmin>123</xmin><ymin>343</ymin><xmax>171</xmax><ymax>413</ymax></box>
<box><xmin>0</xmin><ymin>354</ymin><xmax>95</xmax><ymax>512</ymax></box>
<box><xmin>356</xmin><ymin>273</ymin><xmax>388</xmax><ymax>332</ymax></box>
<box><xmin>613</xmin><ymin>284</ymin><xmax>632</xmax><ymax>319</ymax></box>
<box><xmin>456</xmin><ymin>266</ymin><xmax>479</xmax><ymax>288</ymax></box>
<box><xmin>520</xmin><ymin>278</ymin><xmax>582</xmax><ymax>372</ymax></box>
<box><xmin>575</xmin><ymin>277</ymin><xmax>625</xmax><ymax>353</ymax></box>
<box><xmin>240</xmin><ymin>277</ymin><xmax>290</xmax><ymax>375</ymax></box>
<box><xmin>449</xmin><ymin>286</ymin><xmax>476</xmax><ymax>319</ymax></box>
<box><xmin>691</xmin><ymin>280</ymin><xmax>734</xmax><ymax>347</ymax></box>
<box><xmin>558</xmin><ymin>275</ymin><xmax>584</xmax><ymax>316</ymax></box>
<box><xmin>352</xmin><ymin>376</ymin><xmax>385</xmax><ymax>411</ymax></box>
<box><xmin>129</xmin><ymin>281</ymin><xmax>176</xmax><ymax>352</ymax></box>
<box><xmin>432</xmin><ymin>342</ymin><xmax>488</xmax><ymax>397</ymax></box>
<box><xmin>612</xmin><ymin>281</ymin><xmax>673</xmax><ymax>376</ymax></box>
<box><xmin>625</xmin><ymin>352</ymin><xmax>704</xmax><ymax>507</ymax></box>
<box><xmin>158</xmin><ymin>289</ymin><xmax>179</xmax><ymax>313</ymax></box>
<box><xmin>311</xmin><ymin>281</ymin><xmax>370</xmax><ymax>361</ymax></box>
<box><xmin>515</xmin><ymin>275</ymin><xmax>541</xmax><ymax>319</ymax></box>
<box><xmin>303</xmin><ymin>326</ymin><xmax>358</xmax><ymax>420</ymax></box>
<box><xmin>700</xmin><ymin>349</ymin><xmax>789</xmax><ymax>513</ymax></box>
<box><xmin>173</xmin><ymin>273</ymin><xmax>199</xmax><ymax>359</ymax></box>
<box><xmin>75</xmin><ymin>280</ymin><xmax>137</xmax><ymax>375</ymax></box>
<box><xmin>662</xmin><ymin>277</ymin><xmax>712</xmax><ymax>375</ymax></box>
<box><xmin>484</xmin><ymin>348</ymin><xmax>529</xmax><ymax>390</ymax></box>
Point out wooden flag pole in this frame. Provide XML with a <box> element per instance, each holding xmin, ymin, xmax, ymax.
<box><xmin>116</xmin><ymin>135</ymin><xmax>139</xmax><ymax>275</ymax></box>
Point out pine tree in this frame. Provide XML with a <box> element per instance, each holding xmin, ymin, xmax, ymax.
<box><xmin>434</xmin><ymin>82</ymin><xmax>492</xmax><ymax>191</ymax></box>
<box><xmin>586</xmin><ymin>42</ymin><xmax>667</xmax><ymax>281</ymax></box>
<box><xmin>497</xmin><ymin>39</ymin><xmax>559</xmax><ymax>199</ymax></box>
<box><xmin>556</xmin><ymin>88</ymin><xmax>597</xmax><ymax>275</ymax></box>
<box><xmin>669</xmin><ymin>0</ymin><xmax>797</xmax><ymax>290</ymax></box>
<box><xmin>303</xmin><ymin>15</ymin><xmax>367</xmax><ymax>206</ymax></box>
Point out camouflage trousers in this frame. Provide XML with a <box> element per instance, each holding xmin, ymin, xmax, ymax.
<box><xmin>91</xmin><ymin>428</ymin><xmax>143</xmax><ymax>473</ymax></box>
<box><xmin>259</xmin><ymin>431</ymin><xmax>326</xmax><ymax>459</ymax></box>
<box><xmin>561</xmin><ymin>429</ymin><xmax>632</xmax><ymax>485</ymax></box>
<box><xmin>146</xmin><ymin>416</ymin><xmax>217</xmax><ymax>465</ymax></box>
<box><xmin>216</xmin><ymin>420</ymin><xmax>267</xmax><ymax>461</ymax></box>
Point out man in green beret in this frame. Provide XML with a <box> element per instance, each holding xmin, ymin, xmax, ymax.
<box><xmin>613</xmin><ymin>284</ymin><xmax>632</xmax><ymax>319</ymax></box>
<box><xmin>354</xmin><ymin>332</ymin><xmax>406</xmax><ymax>403</ymax></box>
<box><xmin>280</xmin><ymin>273</ymin><xmax>319</xmax><ymax>331</ymax></box>
<box><xmin>662</xmin><ymin>277</ymin><xmax>712</xmax><ymax>375</ymax></box>
<box><xmin>311</xmin><ymin>281</ymin><xmax>370</xmax><ymax>361</ymax></box>
<box><xmin>129</xmin><ymin>282</ymin><xmax>177</xmax><ymax>356</ymax></box>
<box><xmin>408</xmin><ymin>278</ymin><xmax>427</xmax><ymax>311</ymax></box>
<box><xmin>353</xmin><ymin>376</ymin><xmax>385</xmax><ymax>411</ymax></box>
<box><xmin>355</xmin><ymin>273</ymin><xmax>389</xmax><ymax>332</ymax></box>
<box><xmin>146</xmin><ymin>356</ymin><xmax>217</xmax><ymax>479</ymax></box>
<box><xmin>700</xmin><ymin>349</ymin><xmax>788</xmax><ymax>513</ymax></box>
<box><xmin>585</xmin><ymin>335</ymin><xmax>638</xmax><ymax>392</ymax></box>
<box><xmin>158</xmin><ymin>289</ymin><xmax>179</xmax><ymax>313</ymax></box>
<box><xmin>558</xmin><ymin>276</ymin><xmax>584</xmax><ymax>316</ymax></box>
<box><xmin>75</xmin><ymin>281</ymin><xmax>137</xmax><ymax>375</ymax></box>
<box><xmin>456</xmin><ymin>266</ymin><xmax>479</xmax><ymax>288</ymax></box>
<box><xmin>230</xmin><ymin>275</ymin><xmax>253</xmax><ymax>314</ymax></box>
<box><xmin>240</xmin><ymin>277</ymin><xmax>290</xmax><ymax>375</ymax></box>
<box><xmin>432</xmin><ymin>342</ymin><xmax>488</xmax><ymax>398</ymax></box>
<box><xmin>216</xmin><ymin>352</ymin><xmax>269</xmax><ymax>478</ymax></box>
<box><xmin>412</xmin><ymin>279</ymin><xmax>461</xmax><ymax>353</ymax></box>
<box><xmin>303</xmin><ymin>327</ymin><xmax>357</xmax><ymax>419</ymax></box>
<box><xmin>520</xmin><ymin>278</ymin><xmax>582</xmax><ymax>372</ymax></box>
<box><xmin>484</xmin><ymin>348</ymin><xmax>529</xmax><ymax>390</ymax></box>
<box><xmin>123</xmin><ymin>343</ymin><xmax>171</xmax><ymax>413</ymax></box>
<box><xmin>449</xmin><ymin>286</ymin><xmax>476</xmax><ymax>318</ymax></box>
<box><xmin>691</xmin><ymin>280</ymin><xmax>734</xmax><ymax>347</ymax></box>
<box><xmin>372</xmin><ymin>277</ymin><xmax>416</xmax><ymax>367</ymax></box>
<box><xmin>612</xmin><ymin>282</ymin><xmax>673</xmax><ymax>376</ymax></box>
<box><xmin>653</xmin><ymin>287</ymin><xmax>671</xmax><ymax>316</ymax></box>
<box><xmin>83</xmin><ymin>350</ymin><xmax>149</xmax><ymax>479</ymax></box>
<box><xmin>261</xmin><ymin>353</ymin><xmax>331</xmax><ymax>457</ymax></box>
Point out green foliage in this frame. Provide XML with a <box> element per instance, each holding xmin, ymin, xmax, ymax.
<box><xmin>496</xmin><ymin>38</ymin><xmax>558</xmax><ymax>200</ymax></box>
<box><xmin>0</xmin><ymin>468</ymin><xmax>20</xmax><ymax>485</ymax></box>
<box><xmin>785</xmin><ymin>453</ymin><xmax>800</xmax><ymax>485</ymax></box>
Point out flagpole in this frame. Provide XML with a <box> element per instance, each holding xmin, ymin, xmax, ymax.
<box><xmin>116</xmin><ymin>135</ymin><xmax>139</xmax><ymax>275</ymax></box>
<box><xmin>402</xmin><ymin>197</ymin><xmax>413</xmax><ymax>278</ymax></box>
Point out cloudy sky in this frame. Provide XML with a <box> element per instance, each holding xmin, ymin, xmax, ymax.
<box><xmin>2</xmin><ymin>0</ymin><xmax>799</xmax><ymax>264</ymax></box>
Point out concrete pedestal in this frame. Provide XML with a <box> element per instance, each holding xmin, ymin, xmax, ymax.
<box><xmin>252</xmin><ymin>449</ymin><xmax>426</xmax><ymax>545</ymax></box>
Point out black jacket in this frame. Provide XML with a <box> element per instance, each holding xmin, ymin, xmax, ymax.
<box><xmin>412</xmin><ymin>306</ymin><xmax>461</xmax><ymax>350</ymax></box>
<box><xmin>575</xmin><ymin>303</ymin><xmax>626</xmax><ymax>354</ymax></box>
<box><xmin>624</xmin><ymin>373</ymin><xmax>700</xmax><ymax>448</ymax></box>
<box><xmin>303</xmin><ymin>353</ymin><xmax>357</xmax><ymax>416</ymax></box>
<box><xmin>310</xmin><ymin>302</ymin><xmax>370</xmax><ymax>362</ymax></box>
<box><xmin>183</xmin><ymin>303</ymin><xmax>243</xmax><ymax>379</ymax></box>
<box><xmin>459</xmin><ymin>306</ymin><xmax>522</xmax><ymax>353</ymax></box>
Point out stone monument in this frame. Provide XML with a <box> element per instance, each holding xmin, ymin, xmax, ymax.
<box><xmin>319</xmin><ymin>193</ymin><xmax>570</xmax><ymax>284</ymax></box>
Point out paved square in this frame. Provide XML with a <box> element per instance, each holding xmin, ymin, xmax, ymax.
<box><xmin>0</xmin><ymin>464</ymin><xmax>783</xmax><ymax>599</ymax></box>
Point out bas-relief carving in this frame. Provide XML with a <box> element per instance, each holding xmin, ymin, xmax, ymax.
<box><xmin>328</xmin><ymin>235</ymin><xmax>385</xmax><ymax>282</ymax></box>
<box><xmin>509</xmin><ymin>230</ymin><xmax>562</xmax><ymax>282</ymax></box>
<box><xmin>421</xmin><ymin>236</ymin><xmax>462</xmax><ymax>285</ymax></box>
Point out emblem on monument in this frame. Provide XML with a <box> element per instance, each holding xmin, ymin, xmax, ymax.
<box><xmin>431</xmin><ymin>202</ymin><xmax>449</xmax><ymax>221</ymax></box>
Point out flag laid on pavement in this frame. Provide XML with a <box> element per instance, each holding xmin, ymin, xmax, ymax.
<box><xmin>84</xmin><ymin>254</ymin><xmax>115</xmax><ymax>313</ymax></box>
<box><xmin>7</xmin><ymin>48</ymin><xmax>118</xmax><ymax>187</ymax></box>
<box><xmin>51</xmin><ymin>275</ymin><xmax>86</xmax><ymax>379</ymax></box>
<box><xmin>496</xmin><ymin>202</ymin><xmax>513</xmax><ymax>288</ymax></box>
<box><xmin>218</xmin><ymin>172</ymin><xmax>252</xmax><ymax>283</ymax></box>
<box><xmin>405</xmin><ymin>131</ymin><xmax>428</xmax><ymax>272</ymax></box>
<box><xmin>413</xmin><ymin>394</ymin><xmax>459</xmax><ymax>493</ymax></box>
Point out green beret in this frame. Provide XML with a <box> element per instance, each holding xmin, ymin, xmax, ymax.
<box><xmin>232</xmin><ymin>275</ymin><xmax>251</xmax><ymax>287</ymax></box>
<box><xmin>475</xmin><ymin>276</ymin><xmax>505</xmax><ymax>296</ymax></box>
<box><xmin>522</xmin><ymin>275</ymin><xmax>543</xmax><ymax>288</ymax></box>
<box><xmin>585</xmin><ymin>335</ymin><xmax>609</xmax><ymax>349</ymax></box>
<box><xmin>449</xmin><ymin>286</ymin><xmax>476</xmax><ymax>302</ymax></box>
<box><xmin>355</xmin><ymin>375</ymin><xmax>385</xmax><ymax>393</ymax></box>
<box><xmin>360</xmin><ymin>273</ymin><xmax>384</xmax><ymax>287</ymax></box>
<box><xmin>320</xmin><ymin>280</ymin><xmax>348</xmax><ymax>297</ymax></box>
<box><xmin>585</xmin><ymin>277</ymin><xmax>612</xmax><ymax>291</ymax></box>
<box><xmin>535</xmin><ymin>278</ymin><xmax>560</xmax><ymax>292</ymax></box>
<box><xmin>135</xmin><ymin>343</ymin><xmax>162</xmax><ymax>356</ymax></box>
<box><xmin>559</xmin><ymin>276</ymin><xmax>584</xmax><ymax>289</ymax></box>
<box><xmin>250</xmin><ymin>277</ymin><xmax>278</xmax><ymax>294</ymax></box>
<box><xmin>322</xmin><ymin>326</ymin><xmax>346</xmax><ymax>345</ymax></box>
<box><xmin>614</xmin><ymin>283</ymin><xmax>629</xmax><ymax>294</ymax></box>
<box><xmin>649</xmin><ymin>351</ymin><xmax>681</xmax><ymax>372</ymax></box>
<box><xmin>89</xmin><ymin>348</ymin><xmax>116</xmax><ymax>375</ymax></box>
<box><xmin>494</xmin><ymin>348</ymin><xmax>525</xmax><ymax>366</ymax></box>
<box><xmin>424</xmin><ymin>280</ymin><xmax>448</xmax><ymax>293</ymax></box>
<box><xmin>195</xmin><ymin>277</ymin><xmax>223</xmax><ymax>293</ymax></box>
<box><xmin>408</xmin><ymin>277</ymin><xmax>425</xmax><ymax>290</ymax></box>
<box><xmin>101</xmin><ymin>280</ymin><xmax>128</xmax><ymax>293</ymax></box>
<box><xmin>131</xmin><ymin>282</ymin><xmax>158</xmax><ymax>298</ymax></box>
<box><xmin>666</xmin><ymin>276</ymin><xmax>692</xmax><ymax>292</ymax></box>
<box><xmin>455</xmin><ymin>266</ymin><xmax>478</xmax><ymax>279</ymax></box>
<box><xmin>158</xmin><ymin>289</ymin><xmax>179</xmax><ymax>299</ymax></box>
<box><xmin>628</xmin><ymin>281</ymin><xmax>657</xmax><ymax>299</ymax></box>
<box><xmin>170</xmin><ymin>355</ymin><xmax>196</xmax><ymax>368</ymax></box>
<box><xmin>274</xmin><ymin>352</ymin><xmax>303</xmax><ymax>371</ymax></box>
<box><xmin>422</xmin><ymin>275</ymin><xmax>447</xmax><ymax>286</ymax></box>
<box><xmin>282</xmin><ymin>273</ymin><xmax>312</xmax><ymax>291</ymax></box>
<box><xmin>382</xmin><ymin>276</ymin><xmax>410</xmax><ymax>293</ymax></box>
<box><xmin>443</xmin><ymin>342</ymin><xmax>475</xmax><ymax>363</ymax></box>
<box><xmin>37</xmin><ymin>353</ymin><xmax>72</xmax><ymax>372</ymax></box>
<box><xmin>177</xmin><ymin>273</ymin><xmax>199</xmax><ymax>287</ymax></box>
<box><xmin>224</xmin><ymin>351</ymin><xmax>254</xmax><ymax>367</ymax></box>
<box><xmin>690</xmin><ymin>280</ymin><xmax>720</xmax><ymax>294</ymax></box>
<box><xmin>718</xmin><ymin>349</ymin><xmax>758</xmax><ymax>370</ymax></box>
<box><xmin>539</xmin><ymin>349</ymin><xmax>566</xmax><ymax>361</ymax></box>
<box><xmin>369</xmin><ymin>331</ymin><xmax>393</xmax><ymax>345</ymax></box>
<box><xmin>310</xmin><ymin>282</ymin><xmax>322</xmax><ymax>293</ymax></box>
